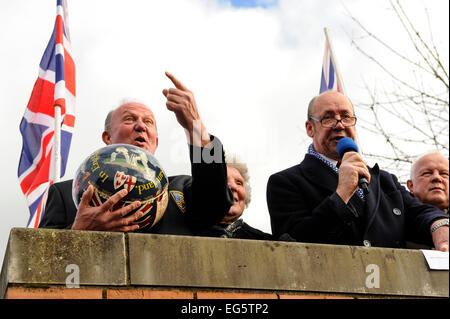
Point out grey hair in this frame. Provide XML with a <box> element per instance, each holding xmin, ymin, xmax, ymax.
<box><xmin>225</xmin><ymin>152</ymin><xmax>251</xmax><ymax>208</ymax></box>
<box><xmin>104</xmin><ymin>109</ymin><xmax>114</xmax><ymax>132</ymax></box>
<box><xmin>307</xmin><ymin>96</ymin><xmax>318</xmax><ymax>119</ymax></box>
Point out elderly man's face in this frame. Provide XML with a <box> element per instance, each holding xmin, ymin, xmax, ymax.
<box><xmin>306</xmin><ymin>91</ymin><xmax>357</xmax><ymax>161</ymax></box>
<box><xmin>407</xmin><ymin>153</ymin><xmax>449</xmax><ymax>210</ymax></box>
<box><xmin>222</xmin><ymin>166</ymin><xmax>247</xmax><ymax>225</ymax></box>
<box><xmin>102</xmin><ymin>102</ymin><xmax>158</xmax><ymax>154</ymax></box>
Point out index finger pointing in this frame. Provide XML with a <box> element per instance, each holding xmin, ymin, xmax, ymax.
<box><xmin>165</xmin><ymin>71</ymin><xmax>189</xmax><ymax>91</ymax></box>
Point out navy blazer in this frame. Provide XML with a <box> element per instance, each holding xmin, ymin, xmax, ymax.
<box><xmin>267</xmin><ymin>154</ymin><xmax>447</xmax><ymax>248</ymax></box>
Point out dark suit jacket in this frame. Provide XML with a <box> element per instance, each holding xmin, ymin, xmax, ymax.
<box><xmin>266</xmin><ymin>154</ymin><xmax>448</xmax><ymax>248</ymax></box>
<box><xmin>197</xmin><ymin>218</ymin><xmax>274</xmax><ymax>240</ymax></box>
<box><xmin>39</xmin><ymin>136</ymin><xmax>234</xmax><ymax>235</ymax></box>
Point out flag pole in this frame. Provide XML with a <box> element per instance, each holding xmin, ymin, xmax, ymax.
<box><xmin>324</xmin><ymin>27</ymin><xmax>346</xmax><ymax>95</ymax></box>
<box><xmin>53</xmin><ymin>1</ymin><xmax>64</xmax><ymax>184</ymax></box>
<box><xmin>323</xmin><ymin>28</ymin><xmax>364</xmax><ymax>153</ymax></box>
<box><xmin>53</xmin><ymin>104</ymin><xmax>61</xmax><ymax>183</ymax></box>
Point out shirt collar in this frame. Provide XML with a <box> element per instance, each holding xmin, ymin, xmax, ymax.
<box><xmin>319</xmin><ymin>153</ymin><xmax>338</xmax><ymax>167</ymax></box>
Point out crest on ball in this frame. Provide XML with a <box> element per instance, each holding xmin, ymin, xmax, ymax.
<box><xmin>72</xmin><ymin>144</ymin><xmax>169</xmax><ymax>231</ymax></box>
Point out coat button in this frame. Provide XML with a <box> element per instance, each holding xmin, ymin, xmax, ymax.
<box><xmin>363</xmin><ymin>240</ymin><xmax>371</xmax><ymax>247</ymax></box>
<box><xmin>393</xmin><ymin>208</ymin><xmax>402</xmax><ymax>216</ymax></box>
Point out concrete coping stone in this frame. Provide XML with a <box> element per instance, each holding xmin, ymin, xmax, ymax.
<box><xmin>1</xmin><ymin>228</ymin><xmax>127</xmax><ymax>291</ymax></box>
<box><xmin>1</xmin><ymin>228</ymin><xmax>448</xmax><ymax>298</ymax></box>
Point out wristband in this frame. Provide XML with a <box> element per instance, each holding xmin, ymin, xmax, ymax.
<box><xmin>431</xmin><ymin>219</ymin><xmax>449</xmax><ymax>234</ymax></box>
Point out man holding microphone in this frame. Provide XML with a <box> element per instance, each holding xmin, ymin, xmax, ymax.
<box><xmin>266</xmin><ymin>91</ymin><xmax>448</xmax><ymax>251</ymax></box>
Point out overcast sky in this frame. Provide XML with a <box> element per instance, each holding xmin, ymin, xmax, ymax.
<box><xmin>0</xmin><ymin>0</ymin><xmax>448</xmax><ymax>261</ymax></box>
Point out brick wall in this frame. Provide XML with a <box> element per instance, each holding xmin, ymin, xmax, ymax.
<box><xmin>1</xmin><ymin>228</ymin><xmax>448</xmax><ymax>299</ymax></box>
<box><xmin>6</xmin><ymin>286</ymin><xmax>391</xmax><ymax>299</ymax></box>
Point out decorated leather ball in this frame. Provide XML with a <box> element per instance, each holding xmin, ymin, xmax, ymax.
<box><xmin>72</xmin><ymin>144</ymin><xmax>169</xmax><ymax>232</ymax></box>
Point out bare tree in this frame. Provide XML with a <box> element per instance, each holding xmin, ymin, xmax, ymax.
<box><xmin>345</xmin><ymin>0</ymin><xmax>449</xmax><ymax>183</ymax></box>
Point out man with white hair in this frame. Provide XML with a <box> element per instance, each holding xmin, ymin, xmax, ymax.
<box><xmin>407</xmin><ymin>152</ymin><xmax>449</xmax><ymax>214</ymax></box>
<box><xmin>39</xmin><ymin>72</ymin><xmax>234</xmax><ymax>235</ymax></box>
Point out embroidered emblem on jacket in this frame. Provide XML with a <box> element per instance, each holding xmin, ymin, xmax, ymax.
<box><xmin>170</xmin><ymin>190</ymin><xmax>186</xmax><ymax>214</ymax></box>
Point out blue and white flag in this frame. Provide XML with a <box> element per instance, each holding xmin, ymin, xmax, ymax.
<box><xmin>320</xmin><ymin>39</ymin><xmax>340</xmax><ymax>93</ymax></box>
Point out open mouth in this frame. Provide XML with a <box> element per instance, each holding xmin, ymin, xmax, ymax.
<box><xmin>331</xmin><ymin>136</ymin><xmax>345</xmax><ymax>143</ymax></box>
<box><xmin>135</xmin><ymin>137</ymin><xmax>146</xmax><ymax>143</ymax></box>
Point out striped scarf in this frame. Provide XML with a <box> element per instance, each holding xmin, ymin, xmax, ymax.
<box><xmin>308</xmin><ymin>144</ymin><xmax>365</xmax><ymax>200</ymax></box>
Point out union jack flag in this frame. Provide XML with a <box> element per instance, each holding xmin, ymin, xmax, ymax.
<box><xmin>320</xmin><ymin>38</ymin><xmax>340</xmax><ymax>93</ymax></box>
<box><xmin>18</xmin><ymin>0</ymin><xmax>76</xmax><ymax>228</ymax></box>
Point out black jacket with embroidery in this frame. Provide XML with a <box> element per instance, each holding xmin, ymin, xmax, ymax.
<box><xmin>39</xmin><ymin>136</ymin><xmax>233</xmax><ymax>235</ymax></box>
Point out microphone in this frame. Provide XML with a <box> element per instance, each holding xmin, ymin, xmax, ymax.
<box><xmin>337</xmin><ymin>137</ymin><xmax>370</xmax><ymax>195</ymax></box>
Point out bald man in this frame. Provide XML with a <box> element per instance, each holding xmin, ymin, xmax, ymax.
<box><xmin>407</xmin><ymin>152</ymin><xmax>449</xmax><ymax>213</ymax></box>
<box><xmin>267</xmin><ymin>90</ymin><xmax>449</xmax><ymax>251</ymax></box>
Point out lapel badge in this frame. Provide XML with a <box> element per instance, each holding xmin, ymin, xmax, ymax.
<box><xmin>170</xmin><ymin>190</ymin><xmax>186</xmax><ymax>214</ymax></box>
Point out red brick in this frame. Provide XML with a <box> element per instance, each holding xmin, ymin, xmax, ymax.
<box><xmin>145</xmin><ymin>290</ymin><xmax>194</xmax><ymax>299</ymax></box>
<box><xmin>197</xmin><ymin>291</ymin><xmax>278</xmax><ymax>299</ymax></box>
<box><xmin>107</xmin><ymin>289</ymin><xmax>193</xmax><ymax>299</ymax></box>
<box><xmin>106</xmin><ymin>289</ymin><xmax>146</xmax><ymax>299</ymax></box>
<box><xmin>6</xmin><ymin>286</ymin><xmax>103</xmax><ymax>299</ymax></box>
<box><xmin>279</xmin><ymin>293</ymin><xmax>353</xmax><ymax>299</ymax></box>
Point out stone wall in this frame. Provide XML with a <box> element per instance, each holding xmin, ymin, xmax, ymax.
<box><xmin>1</xmin><ymin>228</ymin><xmax>448</xmax><ymax>299</ymax></box>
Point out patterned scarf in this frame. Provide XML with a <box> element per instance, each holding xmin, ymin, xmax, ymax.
<box><xmin>308</xmin><ymin>144</ymin><xmax>365</xmax><ymax>200</ymax></box>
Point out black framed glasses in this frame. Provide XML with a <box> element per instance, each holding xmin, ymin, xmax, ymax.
<box><xmin>309</xmin><ymin>116</ymin><xmax>357</xmax><ymax>128</ymax></box>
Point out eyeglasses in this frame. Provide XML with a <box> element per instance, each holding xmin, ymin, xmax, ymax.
<box><xmin>309</xmin><ymin>115</ymin><xmax>357</xmax><ymax>128</ymax></box>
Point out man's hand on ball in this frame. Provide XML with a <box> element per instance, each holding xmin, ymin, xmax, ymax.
<box><xmin>71</xmin><ymin>185</ymin><xmax>143</xmax><ymax>232</ymax></box>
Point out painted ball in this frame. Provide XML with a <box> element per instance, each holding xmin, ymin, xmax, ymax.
<box><xmin>72</xmin><ymin>144</ymin><xmax>169</xmax><ymax>231</ymax></box>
